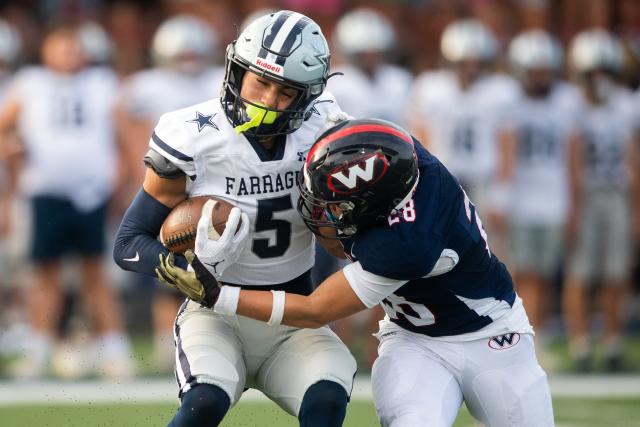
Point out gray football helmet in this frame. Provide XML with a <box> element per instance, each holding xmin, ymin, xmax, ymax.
<box><xmin>508</xmin><ymin>29</ymin><xmax>562</xmax><ymax>95</ymax></box>
<box><xmin>569</xmin><ymin>28</ymin><xmax>623</xmax><ymax>74</ymax></box>
<box><xmin>333</xmin><ymin>8</ymin><xmax>395</xmax><ymax>57</ymax></box>
<box><xmin>508</xmin><ymin>29</ymin><xmax>563</xmax><ymax>71</ymax></box>
<box><xmin>440</xmin><ymin>19</ymin><xmax>497</xmax><ymax>63</ymax></box>
<box><xmin>151</xmin><ymin>15</ymin><xmax>218</xmax><ymax>68</ymax></box>
<box><xmin>78</xmin><ymin>21</ymin><xmax>113</xmax><ymax>65</ymax></box>
<box><xmin>221</xmin><ymin>10</ymin><xmax>331</xmax><ymax>137</ymax></box>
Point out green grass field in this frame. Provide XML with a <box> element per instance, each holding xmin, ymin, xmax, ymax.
<box><xmin>1</xmin><ymin>397</ymin><xmax>639</xmax><ymax>427</ymax></box>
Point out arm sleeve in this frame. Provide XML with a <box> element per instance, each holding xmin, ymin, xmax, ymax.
<box><xmin>113</xmin><ymin>188</ymin><xmax>187</xmax><ymax>276</ymax></box>
<box><xmin>342</xmin><ymin>262</ymin><xmax>408</xmax><ymax>308</ymax></box>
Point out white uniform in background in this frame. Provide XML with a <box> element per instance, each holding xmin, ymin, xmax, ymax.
<box><xmin>409</xmin><ymin>70</ymin><xmax>520</xmax><ymax>213</ymax></box>
<box><xmin>570</xmin><ymin>87</ymin><xmax>637</xmax><ymax>283</ymax></box>
<box><xmin>2</xmin><ymin>63</ymin><xmax>134</xmax><ymax>380</ymax></box>
<box><xmin>150</xmin><ymin>92</ymin><xmax>356</xmax><ymax>413</ymax></box>
<box><xmin>6</xmin><ymin>66</ymin><xmax>119</xmax><ymax>211</ymax></box>
<box><xmin>328</xmin><ymin>63</ymin><xmax>413</xmax><ymax>127</ymax></box>
<box><xmin>504</xmin><ymin>82</ymin><xmax>582</xmax><ymax>276</ymax></box>
<box><xmin>119</xmin><ymin>67</ymin><xmax>224</xmax><ymax>125</ymax></box>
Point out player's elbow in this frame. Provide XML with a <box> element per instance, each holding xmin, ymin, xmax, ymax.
<box><xmin>112</xmin><ymin>225</ymin><xmax>137</xmax><ymax>272</ymax></box>
<box><xmin>112</xmin><ymin>235</ymin><xmax>128</xmax><ymax>270</ymax></box>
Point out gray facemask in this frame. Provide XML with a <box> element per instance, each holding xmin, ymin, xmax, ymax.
<box><xmin>593</xmin><ymin>74</ymin><xmax>615</xmax><ymax>103</ymax></box>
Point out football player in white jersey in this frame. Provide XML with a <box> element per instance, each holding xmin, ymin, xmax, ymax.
<box><xmin>0</xmin><ymin>25</ymin><xmax>134</xmax><ymax>379</ymax></box>
<box><xmin>114</xmin><ymin>11</ymin><xmax>356</xmax><ymax>427</ymax></box>
<box><xmin>115</xmin><ymin>14</ymin><xmax>225</xmax><ymax>374</ymax></box>
<box><xmin>497</xmin><ymin>30</ymin><xmax>582</xmax><ymax>366</ymax></box>
<box><xmin>157</xmin><ymin>118</ymin><xmax>554</xmax><ymax>427</ymax></box>
<box><xmin>563</xmin><ymin>29</ymin><xmax>638</xmax><ymax>371</ymax></box>
<box><xmin>0</xmin><ymin>17</ymin><xmax>26</xmax><ymax>360</ymax></box>
<box><xmin>328</xmin><ymin>8</ymin><xmax>413</xmax><ymax>127</ymax></box>
<box><xmin>408</xmin><ymin>18</ymin><xmax>520</xmax><ymax>247</ymax></box>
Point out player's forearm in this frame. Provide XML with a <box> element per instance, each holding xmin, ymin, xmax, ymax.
<box><xmin>234</xmin><ymin>271</ymin><xmax>366</xmax><ymax>329</ymax></box>
<box><xmin>236</xmin><ymin>290</ymin><xmax>331</xmax><ymax>328</ymax></box>
<box><xmin>113</xmin><ymin>188</ymin><xmax>186</xmax><ymax>276</ymax></box>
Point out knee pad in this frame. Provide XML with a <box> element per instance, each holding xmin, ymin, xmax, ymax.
<box><xmin>168</xmin><ymin>384</ymin><xmax>230</xmax><ymax>427</ymax></box>
<box><xmin>298</xmin><ymin>380</ymin><xmax>348</xmax><ymax>427</ymax></box>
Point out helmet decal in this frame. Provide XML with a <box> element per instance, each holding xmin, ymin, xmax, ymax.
<box><xmin>328</xmin><ymin>152</ymin><xmax>389</xmax><ymax>194</ymax></box>
<box><xmin>254</xmin><ymin>58</ymin><xmax>283</xmax><ymax>75</ymax></box>
<box><xmin>257</xmin><ymin>11</ymin><xmax>311</xmax><ymax>67</ymax></box>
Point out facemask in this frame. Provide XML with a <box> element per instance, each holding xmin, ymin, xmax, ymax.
<box><xmin>592</xmin><ymin>74</ymin><xmax>615</xmax><ymax>103</ymax></box>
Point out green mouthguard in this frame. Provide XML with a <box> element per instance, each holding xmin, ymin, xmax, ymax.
<box><xmin>234</xmin><ymin>103</ymin><xmax>278</xmax><ymax>134</ymax></box>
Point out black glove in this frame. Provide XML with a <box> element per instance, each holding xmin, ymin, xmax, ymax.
<box><xmin>156</xmin><ymin>250</ymin><xmax>221</xmax><ymax>308</ymax></box>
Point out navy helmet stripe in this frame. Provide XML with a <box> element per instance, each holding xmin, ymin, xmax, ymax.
<box><xmin>258</xmin><ymin>11</ymin><xmax>293</xmax><ymax>59</ymax></box>
<box><xmin>274</xmin><ymin>17</ymin><xmax>311</xmax><ymax>66</ymax></box>
<box><xmin>151</xmin><ymin>132</ymin><xmax>193</xmax><ymax>162</ymax></box>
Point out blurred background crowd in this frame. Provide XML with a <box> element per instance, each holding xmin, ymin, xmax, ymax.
<box><xmin>0</xmin><ymin>0</ymin><xmax>638</xmax><ymax>382</ymax></box>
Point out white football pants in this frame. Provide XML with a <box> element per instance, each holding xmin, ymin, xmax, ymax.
<box><xmin>372</xmin><ymin>320</ymin><xmax>554</xmax><ymax>427</ymax></box>
<box><xmin>174</xmin><ymin>299</ymin><xmax>356</xmax><ymax>416</ymax></box>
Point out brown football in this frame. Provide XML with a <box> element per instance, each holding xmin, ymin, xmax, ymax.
<box><xmin>160</xmin><ymin>196</ymin><xmax>235</xmax><ymax>254</ymax></box>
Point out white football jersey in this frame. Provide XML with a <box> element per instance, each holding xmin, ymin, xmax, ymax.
<box><xmin>119</xmin><ymin>67</ymin><xmax>224</xmax><ymax>123</ymax></box>
<box><xmin>409</xmin><ymin>70</ymin><xmax>521</xmax><ymax>185</ymax></box>
<box><xmin>506</xmin><ymin>82</ymin><xmax>582</xmax><ymax>224</ymax></box>
<box><xmin>578</xmin><ymin>87</ymin><xmax>637</xmax><ymax>191</ymax></box>
<box><xmin>4</xmin><ymin>66</ymin><xmax>119</xmax><ymax>211</ymax></box>
<box><xmin>327</xmin><ymin>63</ymin><xmax>413</xmax><ymax>127</ymax></box>
<box><xmin>150</xmin><ymin>93</ymin><xmax>343</xmax><ymax>285</ymax></box>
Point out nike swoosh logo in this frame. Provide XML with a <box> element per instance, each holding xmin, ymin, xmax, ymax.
<box><xmin>123</xmin><ymin>252</ymin><xmax>140</xmax><ymax>262</ymax></box>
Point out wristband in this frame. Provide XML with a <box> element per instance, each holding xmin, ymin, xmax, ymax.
<box><xmin>267</xmin><ymin>290</ymin><xmax>286</xmax><ymax>326</ymax></box>
<box><xmin>214</xmin><ymin>285</ymin><xmax>240</xmax><ymax>316</ymax></box>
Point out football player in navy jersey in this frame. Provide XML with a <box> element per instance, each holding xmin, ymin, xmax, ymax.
<box><xmin>159</xmin><ymin>118</ymin><xmax>554</xmax><ymax>426</ymax></box>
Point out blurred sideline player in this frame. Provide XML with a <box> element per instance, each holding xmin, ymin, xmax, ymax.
<box><xmin>0</xmin><ymin>18</ymin><xmax>29</xmax><ymax>360</ymax></box>
<box><xmin>114</xmin><ymin>10</ymin><xmax>356</xmax><ymax>426</ymax></box>
<box><xmin>563</xmin><ymin>29</ymin><xmax>638</xmax><ymax>371</ymax></box>
<box><xmin>324</xmin><ymin>7</ymin><xmax>414</xmax><ymax>367</ymax></box>
<box><xmin>158</xmin><ymin>118</ymin><xmax>554</xmax><ymax>427</ymax></box>
<box><xmin>328</xmin><ymin>8</ymin><xmax>412</xmax><ymax>126</ymax></box>
<box><xmin>0</xmin><ymin>25</ymin><xmax>134</xmax><ymax>379</ymax></box>
<box><xmin>408</xmin><ymin>18</ymin><xmax>520</xmax><ymax>258</ymax></box>
<box><xmin>114</xmin><ymin>14</ymin><xmax>224</xmax><ymax>373</ymax></box>
<box><xmin>497</xmin><ymin>30</ymin><xmax>582</xmax><ymax>368</ymax></box>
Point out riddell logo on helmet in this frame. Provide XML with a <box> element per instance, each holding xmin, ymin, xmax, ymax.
<box><xmin>255</xmin><ymin>59</ymin><xmax>283</xmax><ymax>75</ymax></box>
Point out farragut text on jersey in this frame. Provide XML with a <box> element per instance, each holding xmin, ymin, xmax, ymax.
<box><xmin>225</xmin><ymin>171</ymin><xmax>300</xmax><ymax>195</ymax></box>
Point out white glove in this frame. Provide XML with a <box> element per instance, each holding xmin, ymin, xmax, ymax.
<box><xmin>194</xmin><ymin>200</ymin><xmax>250</xmax><ymax>279</ymax></box>
<box><xmin>315</xmin><ymin>111</ymin><xmax>354</xmax><ymax>140</ymax></box>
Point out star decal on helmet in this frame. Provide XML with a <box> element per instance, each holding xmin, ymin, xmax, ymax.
<box><xmin>187</xmin><ymin>112</ymin><xmax>219</xmax><ymax>132</ymax></box>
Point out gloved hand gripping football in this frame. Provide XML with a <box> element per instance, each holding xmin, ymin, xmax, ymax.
<box><xmin>156</xmin><ymin>201</ymin><xmax>249</xmax><ymax>308</ymax></box>
<box><xmin>192</xmin><ymin>202</ymin><xmax>250</xmax><ymax>279</ymax></box>
<box><xmin>156</xmin><ymin>250</ymin><xmax>220</xmax><ymax>308</ymax></box>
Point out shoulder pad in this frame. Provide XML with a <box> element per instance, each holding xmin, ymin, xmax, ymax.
<box><xmin>143</xmin><ymin>148</ymin><xmax>184</xmax><ymax>179</ymax></box>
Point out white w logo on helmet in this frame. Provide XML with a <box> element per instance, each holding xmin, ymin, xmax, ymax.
<box><xmin>331</xmin><ymin>156</ymin><xmax>377</xmax><ymax>189</ymax></box>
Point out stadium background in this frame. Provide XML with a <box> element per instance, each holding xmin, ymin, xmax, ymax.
<box><xmin>0</xmin><ymin>0</ymin><xmax>639</xmax><ymax>425</ymax></box>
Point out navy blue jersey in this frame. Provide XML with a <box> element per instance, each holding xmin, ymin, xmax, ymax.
<box><xmin>343</xmin><ymin>143</ymin><xmax>516</xmax><ymax>337</ymax></box>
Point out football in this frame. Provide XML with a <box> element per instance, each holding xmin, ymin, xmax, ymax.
<box><xmin>160</xmin><ymin>196</ymin><xmax>236</xmax><ymax>254</ymax></box>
